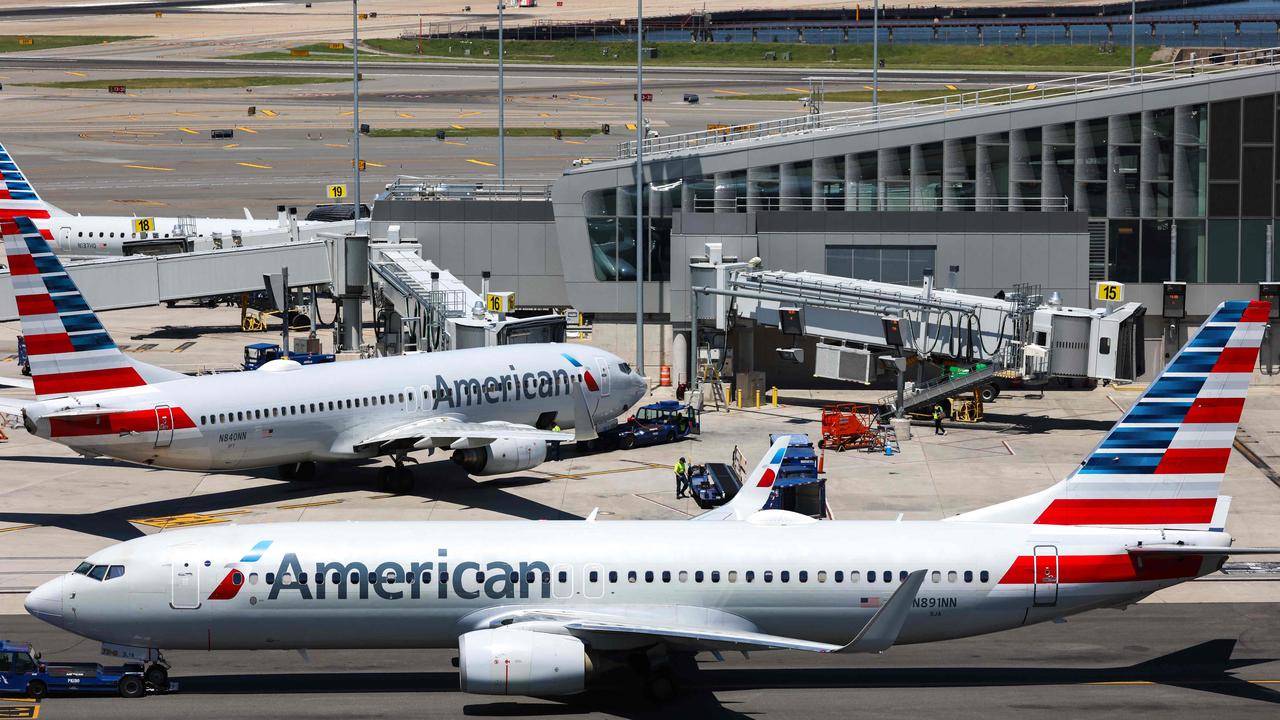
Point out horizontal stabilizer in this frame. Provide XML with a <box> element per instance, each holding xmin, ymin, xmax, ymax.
<box><xmin>0</xmin><ymin>376</ymin><xmax>33</xmax><ymax>390</ymax></box>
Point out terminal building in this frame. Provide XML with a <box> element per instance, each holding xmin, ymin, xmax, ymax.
<box><xmin>372</xmin><ymin>48</ymin><xmax>1280</xmax><ymax>386</ymax></box>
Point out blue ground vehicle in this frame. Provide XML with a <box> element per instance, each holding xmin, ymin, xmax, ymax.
<box><xmin>242</xmin><ymin>342</ymin><xmax>336</xmax><ymax>370</ymax></box>
<box><xmin>0</xmin><ymin>641</ymin><xmax>151</xmax><ymax>699</ymax></box>
<box><xmin>609</xmin><ymin>400</ymin><xmax>699</xmax><ymax>450</ymax></box>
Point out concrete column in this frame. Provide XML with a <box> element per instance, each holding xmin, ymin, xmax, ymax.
<box><xmin>813</xmin><ymin>155</ymin><xmax>838</xmax><ymax>210</ymax></box>
<box><xmin>780</xmin><ymin>162</ymin><xmax>803</xmax><ymax>210</ymax></box>
<box><xmin>673</xmin><ymin>330</ymin><xmax>689</xmax><ymax>387</ymax></box>
<box><xmin>910</xmin><ymin>144</ymin><xmax>926</xmax><ymax>211</ymax></box>
<box><xmin>714</xmin><ymin>171</ymin><xmax>735</xmax><ymax>212</ymax></box>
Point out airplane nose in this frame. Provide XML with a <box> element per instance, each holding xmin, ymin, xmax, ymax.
<box><xmin>25</xmin><ymin>576</ymin><xmax>64</xmax><ymax>624</ymax></box>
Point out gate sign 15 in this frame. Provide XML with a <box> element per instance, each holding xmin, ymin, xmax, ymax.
<box><xmin>1096</xmin><ymin>281</ymin><xmax>1123</xmax><ymax>302</ymax></box>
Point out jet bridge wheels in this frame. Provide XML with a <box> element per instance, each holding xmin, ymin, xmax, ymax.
<box><xmin>377</xmin><ymin>466</ymin><xmax>414</xmax><ymax>494</ymax></box>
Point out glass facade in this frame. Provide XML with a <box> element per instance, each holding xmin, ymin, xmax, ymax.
<box><xmin>826</xmin><ymin>246</ymin><xmax>936</xmax><ymax>286</ymax></box>
<box><xmin>582</xmin><ymin>93</ymin><xmax>1280</xmax><ymax>286</ymax></box>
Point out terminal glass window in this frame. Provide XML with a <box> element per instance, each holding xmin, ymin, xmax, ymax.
<box><xmin>827</xmin><ymin>245</ymin><xmax>935</xmax><ymax>286</ymax></box>
<box><xmin>1207</xmin><ymin>219</ymin><xmax>1240</xmax><ymax>283</ymax></box>
<box><xmin>1108</xmin><ymin>220</ymin><xmax>1139</xmax><ymax>282</ymax></box>
<box><xmin>1175</xmin><ymin>219</ymin><xmax>1207</xmax><ymax>283</ymax></box>
<box><xmin>1240</xmin><ymin>220</ymin><xmax>1269</xmax><ymax>283</ymax></box>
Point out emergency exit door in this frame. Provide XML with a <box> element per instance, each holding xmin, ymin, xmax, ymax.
<box><xmin>154</xmin><ymin>405</ymin><xmax>174</xmax><ymax>448</ymax></box>
<box><xmin>1033</xmin><ymin>545</ymin><xmax>1059</xmax><ymax>606</ymax></box>
<box><xmin>595</xmin><ymin>357</ymin><xmax>611</xmax><ymax>396</ymax></box>
<box><xmin>171</xmin><ymin>561</ymin><xmax>201</xmax><ymax>609</ymax></box>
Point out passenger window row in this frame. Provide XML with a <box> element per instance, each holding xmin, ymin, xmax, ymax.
<box><xmin>200</xmin><ymin>391</ymin><xmax>417</xmax><ymax>427</ymax></box>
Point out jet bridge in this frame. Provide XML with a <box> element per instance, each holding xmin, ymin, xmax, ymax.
<box><xmin>369</xmin><ymin>245</ymin><xmax>566</xmax><ymax>355</ymax></box>
<box><xmin>690</xmin><ymin>251</ymin><xmax>1145</xmax><ymax>417</ymax></box>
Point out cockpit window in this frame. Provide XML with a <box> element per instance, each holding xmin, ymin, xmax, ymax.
<box><xmin>618</xmin><ymin>362</ymin><xmax>632</xmax><ymax>374</ymax></box>
<box><xmin>74</xmin><ymin>562</ymin><xmax>93</xmax><ymax>575</ymax></box>
<box><xmin>87</xmin><ymin>565</ymin><xmax>108</xmax><ymax>581</ymax></box>
<box><xmin>105</xmin><ymin>566</ymin><xmax>125</xmax><ymax>580</ymax></box>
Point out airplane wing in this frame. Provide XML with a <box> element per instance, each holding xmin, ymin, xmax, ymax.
<box><xmin>350</xmin><ymin>416</ymin><xmax>573</xmax><ymax>454</ymax></box>
<box><xmin>1127</xmin><ymin>545</ymin><xmax>1280</xmax><ymax>556</ymax></box>
<box><xmin>479</xmin><ymin>570</ymin><xmax>927</xmax><ymax>654</ymax></box>
<box><xmin>0</xmin><ymin>376</ymin><xmax>33</xmax><ymax>390</ymax></box>
<box><xmin>0</xmin><ymin>396</ymin><xmax>29</xmax><ymax>415</ymax></box>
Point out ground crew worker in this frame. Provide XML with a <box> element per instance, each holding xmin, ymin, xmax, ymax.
<box><xmin>548</xmin><ymin>425</ymin><xmax>563</xmax><ymax>460</ymax></box>
<box><xmin>675</xmin><ymin>456</ymin><xmax>691</xmax><ymax>498</ymax></box>
<box><xmin>932</xmin><ymin>404</ymin><xmax>946</xmax><ymax>436</ymax></box>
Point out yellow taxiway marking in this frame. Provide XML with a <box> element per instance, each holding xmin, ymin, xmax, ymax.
<box><xmin>323</xmin><ymin>143</ymin><xmax>347</xmax><ymax>148</ymax></box>
<box><xmin>397</xmin><ymin>112</ymin><xmax>415</xmax><ymax>118</ymax></box>
<box><xmin>537</xmin><ymin>112</ymin><xmax>552</xmax><ymax>118</ymax></box>
<box><xmin>784</xmin><ymin>87</ymin><xmax>807</xmax><ymax>92</ymax></box>
<box><xmin>365</xmin><ymin>161</ymin><xmax>386</xmax><ymax>167</ymax></box>
<box><xmin>451</xmin><ymin>124</ymin><xmax>466</xmax><ymax>129</ymax></box>
<box><xmin>625</xmin><ymin>122</ymin><xmax>637</xmax><ymax>130</ymax></box>
<box><xmin>123</xmin><ymin>164</ymin><xmax>175</xmax><ymax>172</ymax></box>
<box><xmin>945</xmin><ymin>84</ymin><xmax>959</xmax><ymax>90</ymax></box>
<box><xmin>340</xmin><ymin>110</ymin><xmax>354</xmax><ymax>116</ymax></box>
<box><xmin>1089</xmin><ymin>681</ymin><xmax>1154</xmax><ymax>686</ymax></box>
<box><xmin>577</xmin><ymin>79</ymin><xmax>609</xmax><ymax>85</ymax></box>
<box><xmin>112</xmin><ymin>199</ymin><xmax>168</xmax><ymax>206</ymax></box>
<box><xmin>260</xmin><ymin>109</ymin><xmax>278</xmax><ymax>117</ymax></box>
<box><xmin>712</xmin><ymin>88</ymin><xmax>748</xmax><ymax>95</ymax></box>
<box><xmin>443</xmin><ymin>140</ymin><xmax>466</xmax><ymax>147</ymax></box>
<box><xmin>457</xmin><ymin>110</ymin><xmax>482</xmax><ymax>118</ymax></box>
<box><xmin>131</xmin><ymin>510</ymin><xmax>250</xmax><ymax>529</ymax></box>
<box><xmin>567</xmin><ymin>93</ymin><xmax>603</xmax><ymax>100</ymax></box>
<box><xmin>223</xmin><ymin>143</ymin><xmax>240</xmax><ymax>149</ymax></box>
<box><xmin>0</xmin><ymin>524</ymin><xmax>38</xmax><ymax>534</ymax></box>
<box><xmin>178</xmin><ymin>127</ymin><xmax>199</xmax><ymax>134</ymax></box>
<box><xmin>562</xmin><ymin>139</ymin><xmax>585</xmax><ymax>145</ymax></box>
<box><xmin>863</xmin><ymin>85</ymin><xmax>877</xmax><ymax>90</ymax></box>
<box><xmin>236</xmin><ymin>126</ymin><xmax>258</xmax><ymax>134</ymax></box>
<box><xmin>238</xmin><ymin>162</ymin><xmax>273</xmax><ymax>169</ymax></box>
<box><xmin>465</xmin><ymin>158</ymin><xmax>496</xmax><ymax>167</ymax></box>
<box><xmin>64</xmin><ymin>71</ymin><xmax>87</xmax><ymax>77</ymax></box>
<box><xmin>0</xmin><ymin>704</ymin><xmax>39</xmax><ymax>718</ymax></box>
<box><xmin>277</xmin><ymin>499</ymin><xmax>344</xmax><ymax>510</ymax></box>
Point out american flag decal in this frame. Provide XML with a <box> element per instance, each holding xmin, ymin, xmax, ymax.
<box><xmin>859</xmin><ymin>596</ymin><xmax>881</xmax><ymax>608</ymax></box>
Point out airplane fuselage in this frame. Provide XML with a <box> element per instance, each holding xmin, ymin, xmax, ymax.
<box><xmin>23</xmin><ymin>343</ymin><xmax>642</xmax><ymax>471</ymax></box>
<box><xmin>44</xmin><ymin>215</ymin><xmax>328</xmax><ymax>256</ymax></box>
<box><xmin>29</xmin><ymin>519</ymin><xmax>1228</xmax><ymax>652</ymax></box>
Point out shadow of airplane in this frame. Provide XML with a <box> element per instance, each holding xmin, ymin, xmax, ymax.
<box><xmin>0</xmin><ymin>460</ymin><xmax>580</xmax><ymax>541</ymax></box>
<box><xmin>152</xmin><ymin>639</ymin><xmax>1277</xmax><ymax>717</ymax></box>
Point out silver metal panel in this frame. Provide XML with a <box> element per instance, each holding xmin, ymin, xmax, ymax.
<box><xmin>1048</xmin><ymin>314</ymin><xmax>1091</xmax><ymax>377</ymax></box>
<box><xmin>156</xmin><ymin>241</ymin><xmax>332</xmax><ymax>300</ymax></box>
<box><xmin>814</xmin><ymin>344</ymin><xmax>875</xmax><ymax>384</ymax></box>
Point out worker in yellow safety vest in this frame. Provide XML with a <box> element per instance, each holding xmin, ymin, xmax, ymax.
<box><xmin>674</xmin><ymin>456</ymin><xmax>690</xmax><ymax>499</ymax></box>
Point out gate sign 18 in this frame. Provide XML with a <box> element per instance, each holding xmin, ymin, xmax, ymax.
<box><xmin>132</xmin><ymin>217</ymin><xmax>156</xmax><ymax>234</ymax></box>
<box><xmin>1096</xmin><ymin>281</ymin><xmax>1123</xmax><ymax>302</ymax></box>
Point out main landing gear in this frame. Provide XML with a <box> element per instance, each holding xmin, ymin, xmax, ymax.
<box><xmin>377</xmin><ymin>454</ymin><xmax>416</xmax><ymax>494</ymax></box>
<box><xmin>277</xmin><ymin>461</ymin><xmax>318</xmax><ymax>481</ymax></box>
<box><xmin>144</xmin><ymin>654</ymin><xmax>170</xmax><ymax>692</ymax></box>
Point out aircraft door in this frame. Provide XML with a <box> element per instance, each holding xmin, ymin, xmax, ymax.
<box><xmin>154</xmin><ymin>405</ymin><xmax>174</xmax><ymax>448</ymax></box>
<box><xmin>1033</xmin><ymin>545</ymin><xmax>1059</xmax><ymax>606</ymax></box>
<box><xmin>583</xmin><ymin>564</ymin><xmax>604</xmax><ymax>599</ymax></box>
<box><xmin>552</xmin><ymin>564</ymin><xmax>574</xmax><ymax>599</ymax></box>
<box><xmin>171</xmin><ymin>561</ymin><xmax>201</xmax><ymax>609</ymax></box>
<box><xmin>58</xmin><ymin>226</ymin><xmax>72</xmax><ymax>251</ymax></box>
<box><xmin>594</xmin><ymin>357</ymin><xmax>611</xmax><ymax>396</ymax></box>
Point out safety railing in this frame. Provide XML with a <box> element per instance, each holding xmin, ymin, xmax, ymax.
<box><xmin>691</xmin><ymin>195</ymin><xmax>1069</xmax><ymax>213</ymax></box>
<box><xmin>617</xmin><ymin>46</ymin><xmax>1280</xmax><ymax>159</ymax></box>
<box><xmin>381</xmin><ymin>176</ymin><xmax>554</xmax><ymax>201</ymax></box>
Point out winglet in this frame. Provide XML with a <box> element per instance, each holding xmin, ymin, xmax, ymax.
<box><xmin>835</xmin><ymin>569</ymin><xmax>928</xmax><ymax>654</ymax></box>
<box><xmin>572</xmin><ymin>378</ymin><xmax>597</xmax><ymax>442</ymax></box>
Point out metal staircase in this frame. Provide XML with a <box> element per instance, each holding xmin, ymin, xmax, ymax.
<box><xmin>877</xmin><ymin>363</ymin><xmax>1003</xmax><ymax>418</ymax></box>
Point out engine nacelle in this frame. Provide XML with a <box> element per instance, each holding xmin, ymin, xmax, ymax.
<box><xmin>458</xmin><ymin>628</ymin><xmax>586</xmax><ymax>696</ymax></box>
<box><xmin>451</xmin><ymin>437</ymin><xmax>547</xmax><ymax>476</ymax></box>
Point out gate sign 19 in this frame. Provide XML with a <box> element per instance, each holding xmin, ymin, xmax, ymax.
<box><xmin>1096</xmin><ymin>281</ymin><xmax>1123</xmax><ymax>302</ymax></box>
<box><xmin>327</xmin><ymin>184</ymin><xmax>348</xmax><ymax>199</ymax></box>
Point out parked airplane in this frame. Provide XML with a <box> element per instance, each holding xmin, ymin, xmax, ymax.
<box><xmin>0</xmin><ymin>215</ymin><xmax>644</xmax><ymax>490</ymax></box>
<box><xmin>22</xmin><ymin>297</ymin><xmax>1278</xmax><ymax>700</ymax></box>
<box><xmin>0</xmin><ymin>140</ymin><xmax>337</xmax><ymax>257</ymax></box>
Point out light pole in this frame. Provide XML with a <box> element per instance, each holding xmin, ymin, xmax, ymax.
<box><xmin>498</xmin><ymin>0</ymin><xmax>506</xmax><ymax>181</ymax></box>
<box><xmin>1130</xmin><ymin>0</ymin><xmax>1136</xmax><ymax>80</ymax></box>
<box><xmin>352</xmin><ymin>0</ymin><xmax>362</xmax><ymax>233</ymax></box>
<box><xmin>872</xmin><ymin>0</ymin><xmax>879</xmax><ymax>115</ymax></box>
<box><xmin>634</xmin><ymin>0</ymin><xmax>645</xmax><ymax>375</ymax></box>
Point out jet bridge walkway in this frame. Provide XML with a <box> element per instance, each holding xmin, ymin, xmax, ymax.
<box><xmin>690</xmin><ymin>256</ymin><xmax>1145</xmax><ymax>418</ymax></box>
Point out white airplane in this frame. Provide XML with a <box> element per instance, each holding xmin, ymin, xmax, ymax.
<box><xmin>22</xmin><ymin>297</ymin><xmax>1279</xmax><ymax>700</ymax></box>
<box><xmin>0</xmin><ymin>140</ymin><xmax>339</xmax><ymax>257</ymax></box>
<box><xmin>0</xmin><ymin>215</ymin><xmax>645</xmax><ymax>490</ymax></box>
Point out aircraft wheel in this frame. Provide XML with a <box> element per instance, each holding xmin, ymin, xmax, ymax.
<box><xmin>392</xmin><ymin>467</ymin><xmax>414</xmax><ymax>494</ymax></box>
<box><xmin>26</xmin><ymin>680</ymin><xmax>46</xmax><ymax>700</ymax></box>
<box><xmin>145</xmin><ymin>664</ymin><xmax>168</xmax><ymax>688</ymax></box>
<box><xmin>642</xmin><ymin>670</ymin><xmax>677</xmax><ymax>702</ymax></box>
<box><xmin>118</xmin><ymin>676</ymin><xmax>145</xmax><ymax>698</ymax></box>
<box><xmin>294</xmin><ymin>462</ymin><xmax>318</xmax><ymax>482</ymax></box>
<box><xmin>277</xmin><ymin>463</ymin><xmax>297</xmax><ymax>480</ymax></box>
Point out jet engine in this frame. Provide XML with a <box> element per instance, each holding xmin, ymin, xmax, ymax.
<box><xmin>451</xmin><ymin>438</ymin><xmax>547</xmax><ymax>476</ymax></box>
<box><xmin>458</xmin><ymin>628</ymin><xmax>587</xmax><ymax>696</ymax></box>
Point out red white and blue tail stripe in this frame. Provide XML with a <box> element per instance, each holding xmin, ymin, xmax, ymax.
<box><xmin>0</xmin><ymin>141</ymin><xmax>53</xmax><ymax>238</ymax></box>
<box><xmin>954</xmin><ymin>300</ymin><xmax>1267</xmax><ymax>530</ymax></box>
<box><xmin>2</xmin><ymin>215</ymin><xmax>146</xmax><ymax>399</ymax></box>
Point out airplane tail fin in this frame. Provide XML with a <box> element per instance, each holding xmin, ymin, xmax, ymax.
<box><xmin>0</xmin><ymin>141</ymin><xmax>56</xmax><ymax>231</ymax></box>
<box><xmin>692</xmin><ymin>435</ymin><xmax>797</xmax><ymax>521</ymax></box>
<box><xmin>952</xmin><ymin>300</ymin><xmax>1268</xmax><ymax>530</ymax></box>
<box><xmin>2</xmin><ymin>215</ymin><xmax>182</xmax><ymax>400</ymax></box>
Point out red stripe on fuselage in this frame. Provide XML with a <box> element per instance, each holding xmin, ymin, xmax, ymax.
<box><xmin>23</xmin><ymin>332</ymin><xmax>74</xmax><ymax>355</ymax></box>
<box><xmin>1033</xmin><ymin>498</ymin><xmax>1217</xmax><ymax>526</ymax></box>
<box><xmin>1183</xmin><ymin>397</ymin><xmax>1244</xmax><ymax>424</ymax></box>
<box><xmin>997</xmin><ymin>553</ymin><xmax>1204</xmax><ymax>585</ymax></box>
<box><xmin>1154</xmin><ymin>447</ymin><xmax>1231</xmax><ymax>475</ymax></box>
<box><xmin>207</xmin><ymin>569</ymin><xmax>245</xmax><ymax>601</ymax></box>
<box><xmin>1212</xmin><ymin>347</ymin><xmax>1259</xmax><ymax>373</ymax></box>
<box><xmin>14</xmin><ymin>293</ymin><xmax>56</xmax><ymax>316</ymax></box>
<box><xmin>49</xmin><ymin>407</ymin><xmax>195</xmax><ymax>438</ymax></box>
<box><xmin>33</xmin><ymin>366</ymin><xmax>147</xmax><ymax>396</ymax></box>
